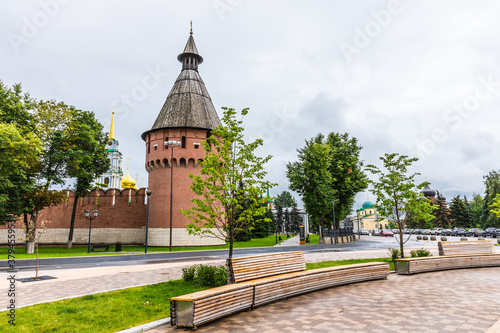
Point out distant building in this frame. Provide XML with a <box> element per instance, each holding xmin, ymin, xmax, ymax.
<box><xmin>96</xmin><ymin>111</ymin><xmax>123</xmax><ymax>189</ymax></box>
<box><xmin>355</xmin><ymin>200</ymin><xmax>389</xmax><ymax>230</ymax></box>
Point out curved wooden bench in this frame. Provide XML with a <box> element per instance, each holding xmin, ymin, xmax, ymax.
<box><xmin>438</xmin><ymin>240</ymin><xmax>495</xmax><ymax>256</ymax></box>
<box><xmin>171</xmin><ymin>251</ymin><xmax>389</xmax><ymax>328</ymax></box>
<box><xmin>395</xmin><ymin>254</ymin><xmax>500</xmax><ymax>275</ymax></box>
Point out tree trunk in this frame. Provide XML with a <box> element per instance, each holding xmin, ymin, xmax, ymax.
<box><xmin>26</xmin><ymin>241</ymin><xmax>35</xmax><ymax>254</ymax></box>
<box><xmin>25</xmin><ymin>212</ymin><xmax>37</xmax><ymax>254</ymax></box>
<box><xmin>399</xmin><ymin>223</ymin><xmax>405</xmax><ymax>258</ymax></box>
<box><xmin>67</xmin><ymin>194</ymin><xmax>80</xmax><ymax>249</ymax></box>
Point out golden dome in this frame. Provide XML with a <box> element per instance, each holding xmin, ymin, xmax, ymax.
<box><xmin>121</xmin><ymin>171</ymin><xmax>138</xmax><ymax>189</ymax></box>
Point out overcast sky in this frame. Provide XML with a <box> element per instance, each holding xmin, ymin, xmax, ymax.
<box><xmin>2</xmin><ymin>0</ymin><xmax>500</xmax><ymax>213</ymax></box>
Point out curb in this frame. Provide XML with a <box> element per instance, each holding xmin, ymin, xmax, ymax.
<box><xmin>115</xmin><ymin>317</ymin><xmax>170</xmax><ymax>333</ymax></box>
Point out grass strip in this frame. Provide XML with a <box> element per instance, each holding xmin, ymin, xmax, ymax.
<box><xmin>3</xmin><ymin>257</ymin><xmax>393</xmax><ymax>332</ymax></box>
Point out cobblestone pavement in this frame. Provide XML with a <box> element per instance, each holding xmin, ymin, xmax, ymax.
<box><xmin>150</xmin><ymin>267</ymin><xmax>500</xmax><ymax>333</ymax></box>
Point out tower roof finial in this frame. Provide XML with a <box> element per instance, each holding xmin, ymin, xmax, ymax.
<box><xmin>190</xmin><ymin>20</ymin><xmax>193</xmax><ymax>35</ymax></box>
<box><xmin>109</xmin><ymin>108</ymin><xmax>115</xmax><ymax>140</ymax></box>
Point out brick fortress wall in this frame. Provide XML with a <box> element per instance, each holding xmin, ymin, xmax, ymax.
<box><xmin>0</xmin><ymin>188</ymin><xmax>148</xmax><ymax>245</ymax></box>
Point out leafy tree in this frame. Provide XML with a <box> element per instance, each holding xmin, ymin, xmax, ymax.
<box><xmin>287</xmin><ymin>139</ymin><xmax>334</xmax><ymax>232</ymax></box>
<box><xmin>470</xmin><ymin>193</ymin><xmax>483</xmax><ymax>227</ymax></box>
<box><xmin>284</xmin><ymin>208</ymin><xmax>290</xmax><ymax>235</ymax></box>
<box><xmin>490</xmin><ymin>194</ymin><xmax>500</xmax><ymax>218</ymax></box>
<box><xmin>275</xmin><ymin>191</ymin><xmax>294</xmax><ymax>208</ymax></box>
<box><xmin>182</xmin><ymin>107</ymin><xmax>275</xmax><ymax>258</ymax></box>
<box><xmin>450</xmin><ymin>195</ymin><xmax>472</xmax><ymax>228</ymax></box>
<box><xmin>287</xmin><ymin>132</ymin><xmax>367</xmax><ymax>230</ymax></box>
<box><xmin>324</xmin><ymin>132</ymin><xmax>368</xmax><ymax>226</ymax></box>
<box><xmin>431</xmin><ymin>191</ymin><xmax>451</xmax><ymax>228</ymax></box>
<box><xmin>65</xmin><ymin>110</ymin><xmax>110</xmax><ymax>248</ymax></box>
<box><xmin>366</xmin><ymin>153</ymin><xmax>434</xmax><ymax>258</ymax></box>
<box><xmin>0</xmin><ymin>123</ymin><xmax>41</xmax><ymax>223</ymax></box>
<box><xmin>481</xmin><ymin>171</ymin><xmax>500</xmax><ymax>228</ymax></box>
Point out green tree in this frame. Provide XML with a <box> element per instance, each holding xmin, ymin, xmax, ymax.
<box><xmin>450</xmin><ymin>195</ymin><xmax>471</xmax><ymax>228</ymax></box>
<box><xmin>65</xmin><ymin>110</ymin><xmax>110</xmax><ymax>248</ymax></box>
<box><xmin>287</xmin><ymin>139</ymin><xmax>334</xmax><ymax>232</ymax></box>
<box><xmin>366</xmin><ymin>153</ymin><xmax>434</xmax><ymax>258</ymax></box>
<box><xmin>431</xmin><ymin>191</ymin><xmax>451</xmax><ymax>228</ymax></box>
<box><xmin>289</xmin><ymin>199</ymin><xmax>302</xmax><ymax>233</ymax></box>
<box><xmin>481</xmin><ymin>171</ymin><xmax>500</xmax><ymax>228</ymax></box>
<box><xmin>275</xmin><ymin>202</ymin><xmax>284</xmax><ymax>241</ymax></box>
<box><xmin>182</xmin><ymin>107</ymin><xmax>275</xmax><ymax>258</ymax></box>
<box><xmin>0</xmin><ymin>123</ymin><xmax>41</xmax><ymax>223</ymax></box>
<box><xmin>325</xmin><ymin>132</ymin><xmax>368</xmax><ymax>226</ymax></box>
<box><xmin>284</xmin><ymin>208</ymin><xmax>290</xmax><ymax>235</ymax></box>
<box><xmin>275</xmin><ymin>191</ymin><xmax>294</xmax><ymax>208</ymax></box>
<box><xmin>470</xmin><ymin>193</ymin><xmax>483</xmax><ymax>227</ymax></box>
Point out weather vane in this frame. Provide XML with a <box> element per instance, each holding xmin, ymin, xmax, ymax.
<box><xmin>190</xmin><ymin>21</ymin><xmax>193</xmax><ymax>35</ymax></box>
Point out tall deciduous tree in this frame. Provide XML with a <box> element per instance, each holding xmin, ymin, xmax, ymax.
<box><xmin>287</xmin><ymin>139</ymin><xmax>334</xmax><ymax>232</ymax></box>
<box><xmin>287</xmin><ymin>132</ymin><xmax>367</xmax><ymax>230</ymax></box>
<box><xmin>470</xmin><ymin>193</ymin><xmax>483</xmax><ymax>227</ymax></box>
<box><xmin>325</xmin><ymin>132</ymin><xmax>368</xmax><ymax>226</ymax></box>
<box><xmin>65</xmin><ymin>110</ymin><xmax>110</xmax><ymax>248</ymax></box>
<box><xmin>481</xmin><ymin>171</ymin><xmax>500</xmax><ymax>228</ymax></box>
<box><xmin>0</xmin><ymin>123</ymin><xmax>41</xmax><ymax>223</ymax></box>
<box><xmin>182</xmin><ymin>107</ymin><xmax>275</xmax><ymax>259</ymax></box>
<box><xmin>289</xmin><ymin>199</ymin><xmax>302</xmax><ymax>233</ymax></box>
<box><xmin>366</xmin><ymin>153</ymin><xmax>434</xmax><ymax>258</ymax></box>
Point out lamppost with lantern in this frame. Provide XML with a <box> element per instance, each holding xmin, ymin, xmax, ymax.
<box><xmin>145</xmin><ymin>190</ymin><xmax>152</xmax><ymax>253</ymax></box>
<box><xmin>84</xmin><ymin>209</ymin><xmax>98</xmax><ymax>253</ymax></box>
<box><xmin>164</xmin><ymin>140</ymin><xmax>182</xmax><ymax>251</ymax></box>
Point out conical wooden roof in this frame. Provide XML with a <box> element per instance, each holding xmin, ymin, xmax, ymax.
<box><xmin>142</xmin><ymin>32</ymin><xmax>220</xmax><ymax>140</ymax></box>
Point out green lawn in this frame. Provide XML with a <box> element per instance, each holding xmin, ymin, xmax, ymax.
<box><xmin>306</xmin><ymin>257</ymin><xmax>395</xmax><ymax>271</ymax></box>
<box><xmin>1</xmin><ymin>235</ymin><xmax>295</xmax><ymax>260</ymax></box>
<box><xmin>2</xmin><ymin>257</ymin><xmax>394</xmax><ymax>332</ymax></box>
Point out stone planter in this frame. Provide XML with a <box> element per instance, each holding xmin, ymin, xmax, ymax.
<box><xmin>441</xmin><ymin>236</ymin><xmax>447</xmax><ymax>241</ymax></box>
<box><xmin>478</xmin><ymin>237</ymin><xmax>485</xmax><ymax>240</ymax></box>
<box><xmin>423</xmin><ymin>236</ymin><xmax>428</xmax><ymax>240</ymax></box>
<box><xmin>460</xmin><ymin>237</ymin><xmax>468</xmax><ymax>241</ymax></box>
<box><xmin>417</xmin><ymin>235</ymin><xmax>422</xmax><ymax>240</ymax></box>
<box><xmin>430</xmin><ymin>236</ymin><xmax>436</xmax><ymax>241</ymax></box>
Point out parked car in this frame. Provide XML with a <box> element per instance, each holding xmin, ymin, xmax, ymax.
<box><xmin>451</xmin><ymin>228</ymin><xmax>467</xmax><ymax>237</ymax></box>
<box><xmin>422</xmin><ymin>229</ymin><xmax>431</xmax><ymax>235</ymax></box>
<box><xmin>441</xmin><ymin>229</ymin><xmax>452</xmax><ymax>236</ymax></box>
<box><xmin>359</xmin><ymin>229</ymin><xmax>370</xmax><ymax>236</ymax></box>
<box><xmin>392</xmin><ymin>229</ymin><xmax>399</xmax><ymax>234</ymax></box>
<box><xmin>484</xmin><ymin>228</ymin><xmax>498</xmax><ymax>237</ymax></box>
<box><xmin>372</xmin><ymin>229</ymin><xmax>381</xmax><ymax>236</ymax></box>
<box><xmin>466</xmin><ymin>228</ymin><xmax>485</xmax><ymax>237</ymax></box>
<box><xmin>431</xmin><ymin>228</ymin><xmax>442</xmax><ymax>235</ymax></box>
<box><xmin>380</xmin><ymin>229</ymin><xmax>394</xmax><ymax>237</ymax></box>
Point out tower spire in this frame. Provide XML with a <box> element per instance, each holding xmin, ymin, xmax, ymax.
<box><xmin>109</xmin><ymin>110</ymin><xmax>115</xmax><ymax>140</ymax></box>
<box><xmin>190</xmin><ymin>20</ymin><xmax>193</xmax><ymax>35</ymax></box>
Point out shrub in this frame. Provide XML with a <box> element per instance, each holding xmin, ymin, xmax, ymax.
<box><xmin>410</xmin><ymin>248</ymin><xmax>431</xmax><ymax>258</ymax></box>
<box><xmin>182</xmin><ymin>264</ymin><xmax>227</xmax><ymax>287</ymax></box>
<box><xmin>182</xmin><ymin>264</ymin><xmax>198</xmax><ymax>282</ymax></box>
<box><xmin>387</xmin><ymin>248</ymin><xmax>400</xmax><ymax>261</ymax></box>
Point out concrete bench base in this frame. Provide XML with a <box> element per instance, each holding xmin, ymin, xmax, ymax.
<box><xmin>395</xmin><ymin>254</ymin><xmax>500</xmax><ymax>275</ymax></box>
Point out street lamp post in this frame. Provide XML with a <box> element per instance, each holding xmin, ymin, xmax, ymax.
<box><xmin>84</xmin><ymin>209</ymin><xmax>98</xmax><ymax>253</ymax></box>
<box><xmin>145</xmin><ymin>190</ymin><xmax>152</xmax><ymax>253</ymax></box>
<box><xmin>165</xmin><ymin>140</ymin><xmax>181</xmax><ymax>252</ymax></box>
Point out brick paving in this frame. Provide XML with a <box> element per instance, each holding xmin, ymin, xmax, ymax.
<box><xmin>150</xmin><ymin>267</ymin><xmax>500</xmax><ymax>333</ymax></box>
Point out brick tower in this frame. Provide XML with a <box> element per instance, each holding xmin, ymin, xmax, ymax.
<box><xmin>141</xmin><ymin>29</ymin><xmax>224</xmax><ymax>246</ymax></box>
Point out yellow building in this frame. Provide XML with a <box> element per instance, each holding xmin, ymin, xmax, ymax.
<box><xmin>356</xmin><ymin>201</ymin><xmax>389</xmax><ymax>231</ymax></box>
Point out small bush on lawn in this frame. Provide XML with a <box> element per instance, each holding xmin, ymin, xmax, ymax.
<box><xmin>410</xmin><ymin>248</ymin><xmax>431</xmax><ymax>257</ymax></box>
<box><xmin>182</xmin><ymin>264</ymin><xmax>227</xmax><ymax>287</ymax></box>
<box><xmin>182</xmin><ymin>265</ymin><xmax>198</xmax><ymax>282</ymax></box>
<box><xmin>388</xmin><ymin>248</ymin><xmax>400</xmax><ymax>261</ymax></box>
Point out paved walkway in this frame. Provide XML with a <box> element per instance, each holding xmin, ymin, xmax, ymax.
<box><xmin>150</xmin><ymin>267</ymin><xmax>500</xmax><ymax>333</ymax></box>
<box><xmin>3</xmin><ymin>238</ymin><xmax>500</xmax><ymax>332</ymax></box>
